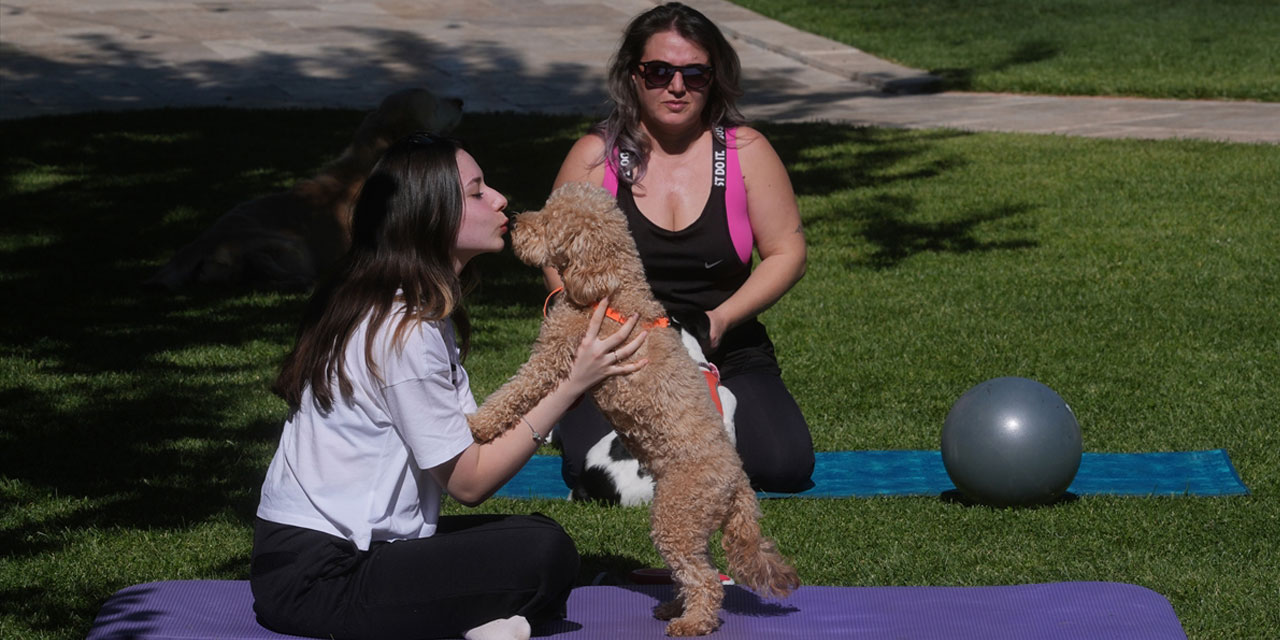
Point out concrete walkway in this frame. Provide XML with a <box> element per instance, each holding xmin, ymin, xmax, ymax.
<box><xmin>2</xmin><ymin>0</ymin><xmax>1277</xmax><ymax>143</ymax></box>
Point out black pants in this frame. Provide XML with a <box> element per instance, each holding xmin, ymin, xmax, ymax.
<box><xmin>250</xmin><ymin>514</ymin><xmax>579</xmax><ymax>639</ymax></box>
<box><xmin>559</xmin><ymin>370</ymin><xmax>816</xmax><ymax>495</ymax></box>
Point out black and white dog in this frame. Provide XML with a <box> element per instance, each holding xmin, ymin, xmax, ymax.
<box><xmin>568</xmin><ymin>326</ymin><xmax>736</xmax><ymax>505</ymax></box>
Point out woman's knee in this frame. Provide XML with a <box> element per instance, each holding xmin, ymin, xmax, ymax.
<box><xmin>727</xmin><ymin>377</ymin><xmax>814</xmax><ymax>492</ymax></box>
<box><xmin>741</xmin><ymin>446</ymin><xmax>815</xmax><ymax>492</ymax></box>
<box><xmin>516</xmin><ymin>515</ymin><xmax>580</xmax><ymax>582</ymax></box>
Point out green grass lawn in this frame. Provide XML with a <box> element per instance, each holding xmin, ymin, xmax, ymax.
<box><xmin>2</xmin><ymin>110</ymin><xmax>1278</xmax><ymax>638</ymax></box>
<box><xmin>731</xmin><ymin>0</ymin><xmax>1280</xmax><ymax>101</ymax></box>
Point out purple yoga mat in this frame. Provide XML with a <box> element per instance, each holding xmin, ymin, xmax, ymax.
<box><xmin>86</xmin><ymin>580</ymin><xmax>1186</xmax><ymax>639</ymax></box>
<box><xmin>86</xmin><ymin>580</ymin><xmax>302</xmax><ymax>640</ymax></box>
<box><xmin>548</xmin><ymin>583</ymin><xmax>1187</xmax><ymax>639</ymax></box>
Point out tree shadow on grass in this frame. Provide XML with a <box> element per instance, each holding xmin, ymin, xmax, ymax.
<box><xmin>931</xmin><ymin>38</ymin><xmax>1062</xmax><ymax>91</ymax></box>
<box><xmin>858</xmin><ymin>197</ymin><xmax>1039</xmax><ymax>269</ymax></box>
<box><xmin>759</xmin><ymin>123</ymin><xmax>1038</xmax><ymax>269</ymax></box>
<box><xmin>760</xmin><ymin>123</ymin><xmax>971</xmax><ymax>197</ymax></box>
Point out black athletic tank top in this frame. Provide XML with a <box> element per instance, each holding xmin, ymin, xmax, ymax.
<box><xmin>616</xmin><ymin>134</ymin><xmax>751</xmax><ymax>320</ymax></box>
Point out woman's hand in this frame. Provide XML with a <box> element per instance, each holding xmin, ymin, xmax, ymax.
<box><xmin>564</xmin><ymin>297</ymin><xmax>648</xmax><ymax>395</ymax></box>
<box><xmin>706</xmin><ymin>308</ymin><xmax>729</xmax><ymax>351</ymax></box>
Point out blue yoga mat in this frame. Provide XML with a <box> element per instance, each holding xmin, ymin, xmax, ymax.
<box><xmin>495</xmin><ymin>449</ymin><xmax>1248</xmax><ymax>500</ymax></box>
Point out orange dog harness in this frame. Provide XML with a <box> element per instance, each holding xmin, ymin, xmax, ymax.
<box><xmin>543</xmin><ymin>287</ymin><xmax>669</xmax><ymax>329</ymax></box>
<box><xmin>542</xmin><ymin>287</ymin><xmax>723</xmax><ymax>415</ymax></box>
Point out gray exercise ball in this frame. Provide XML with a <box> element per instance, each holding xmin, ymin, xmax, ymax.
<box><xmin>941</xmin><ymin>377</ymin><xmax>1082</xmax><ymax>507</ymax></box>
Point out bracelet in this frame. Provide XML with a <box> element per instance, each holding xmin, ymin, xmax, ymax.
<box><xmin>523</xmin><ymin>416</ymin><xmax>550</xmax><ymax>446</ymax></box>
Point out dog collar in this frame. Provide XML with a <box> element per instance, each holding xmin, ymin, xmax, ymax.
<box><xmin>543</xmin><ymin>286</ymin><xmax>670</xmax><ymax>329</ymax></box>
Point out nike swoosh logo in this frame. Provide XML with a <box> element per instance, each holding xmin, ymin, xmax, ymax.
<box><xmin>704</xmin><ymin>259</ymin><xmax>724</xmax><ymax>269</ymax></box>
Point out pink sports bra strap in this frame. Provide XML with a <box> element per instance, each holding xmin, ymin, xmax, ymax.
<box><xmin>724</xmin><ymin>127</ymin><xmax>753</xmax><ymax>265</ymax></box>
<box><xmin>603</xmin><ymin>147</ymin><xmax>619</xmax><ymax>197</ymax></box>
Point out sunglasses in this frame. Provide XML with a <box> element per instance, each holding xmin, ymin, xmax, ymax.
<box><xmin>637</xmin><ymin>60</ymin><xmax>714</xmax><ymax>90</ymax></box>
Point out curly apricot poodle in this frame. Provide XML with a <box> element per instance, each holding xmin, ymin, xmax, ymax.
<box><xmin>468</xmin><ymin>182</ymin><xmax>799</xmax><ymax>636</ymax></box>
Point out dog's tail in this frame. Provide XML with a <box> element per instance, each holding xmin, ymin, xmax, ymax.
<box><xmin>721</xmin><ymin>483</ymin><xmax>800</xmax><ymax>599</ymax></box>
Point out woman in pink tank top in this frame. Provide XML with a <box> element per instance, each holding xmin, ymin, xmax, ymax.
<box><xmin>548</xmin><ymin>2</ymin><xmax>815</xmax><ymax>502</ymax></box>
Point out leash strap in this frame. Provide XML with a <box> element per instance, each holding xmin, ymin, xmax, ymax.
<box><xmin>701</xmin><ymin>362</ymin><xmax>724</xmax><ymax>416</ymax></box>
<box><xmin>543</xmin><ymin>287</ymin><xmax>564</xmax><ymax>318</ymax></box>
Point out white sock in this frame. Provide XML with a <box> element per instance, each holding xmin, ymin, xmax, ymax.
<box><xmin>463</xmin><ymin>615</ymin><xmax>531</xmax><ymax>640</ymax></box>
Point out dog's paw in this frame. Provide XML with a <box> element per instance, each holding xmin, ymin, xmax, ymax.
<box><xmin>664</xmin><ymin>614</ymin><xmax>719</xmax><ymax>637</ymax></box>
<box><xmin>653</xmin><ymin>598</ymin><xmax>684</xmax><ymax>621</ymax></box>
<box><xmin>466</xmin><ymin>412</ymin><xmax>506</xmax><ymax>444</ymax></box>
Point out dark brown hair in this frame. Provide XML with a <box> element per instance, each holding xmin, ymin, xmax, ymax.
<box><xmin>594</xmin><ymin>2</ymin><xmax>745</xmax><ymax>184</ymax></box>
<box><xmin>273</xmin><ymin>133</ymin><xmax>474</xmax><ymax>412</ymax></box>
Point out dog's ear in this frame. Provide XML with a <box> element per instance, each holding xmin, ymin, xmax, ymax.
<box><xmin>561</xmin><ymin>259</ymin><xmax>620</xmax><ymax>306</ymax></box>
<box><xmin>558</xmin><ymin>206</ymin><xmax>624</xmax><ymax>305</ymax></box>
<box><xmin>510</xmin><ymin>210</ymin><xmax>551</xmax><ymax>268</ymax></box>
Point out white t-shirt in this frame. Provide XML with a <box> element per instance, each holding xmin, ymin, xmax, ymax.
<box><xmin>257</xmin><ymin>309</ymin><xmax>476</xmax><ymax>551</ymax></box>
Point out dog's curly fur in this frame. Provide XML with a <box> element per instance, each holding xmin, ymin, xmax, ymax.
<box><xmin>469</xmin><ymin>182</ymin><xmax>799</xmax><ymax>636</ymax></box>
<box><xmin>145</xmin><ymin>88</ymin><xmax>462</xmax><ymax>291</ymax></box>
<box><xmin>575</xmin><ymin>327</ymin><xmax>737</xmax><ymax>506</ymax></box>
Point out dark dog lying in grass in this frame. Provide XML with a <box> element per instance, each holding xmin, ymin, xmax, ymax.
<box><xmin>146</xmin><ymin>88</ymin><xmax>462</xmax><ymax>291</ymax></box>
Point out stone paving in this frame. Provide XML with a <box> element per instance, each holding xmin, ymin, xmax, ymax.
<box><xmin>2</xmin><ymin>0</ymin><xmax>1277</xmax><ymax>143</ymax></box>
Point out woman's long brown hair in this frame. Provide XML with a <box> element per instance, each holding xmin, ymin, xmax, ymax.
<box><xmin>273</xmin><ymin>134</ymin><xmax>474</xmax><ymax>413</ymax></box>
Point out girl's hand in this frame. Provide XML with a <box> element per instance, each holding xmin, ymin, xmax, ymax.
<box><xmin>565</xmin><ymin>297</ymin><xmax>648</xmax><ymax>394</ymax></box>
